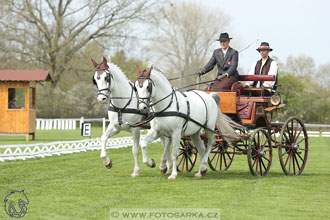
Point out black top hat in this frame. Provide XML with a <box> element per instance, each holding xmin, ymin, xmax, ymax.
<box><xmin>216</xmin><ymin>33</ymin><xmax>232</xmax><ymax>42</ymax></box>
<box><xmin>257</xmin><ymin>42</ymin><xmax>273</xmax><ymax>51</ymax></box>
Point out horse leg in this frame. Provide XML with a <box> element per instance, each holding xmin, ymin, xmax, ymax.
<box><xmin>100</xmin><ymin>124</ymin><xmax>120</xmax><ymax>168</ymax></box>
<box><xmin>168</xmin><ymin>130</ymin><xmax>181</xmax><ymax>180</ymax></box>
<box><xmin>190</xmin><ymin>132</ymin><xmax>207</xmax><ymax>178</ymax></box>
<box><xmin>159</xmin><ymin>136</ymin><xmax>172</xmax><ymax>174</ymax></box>
<box><xmin>131</xmin><ymin>127</ymin><xmax>141</xmax><ymax>177</ymax></box>
<box><xmin>140</xmin><ymin>129</ymin><xmax>159</xmax><ymax>168</ymax></box>
<box><xmin>200</xmin><ymin>130</ymin><xmax>216</xmax><ymax>174</ymax></box>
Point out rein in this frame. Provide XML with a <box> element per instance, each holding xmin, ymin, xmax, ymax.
<box><xmin>168</xmin><ymin>73</ymin><xmax>199</xmax><ymax>81</ymax></box>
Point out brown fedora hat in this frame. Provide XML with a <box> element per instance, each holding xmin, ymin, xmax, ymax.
<box><xmin>257</xmin><ymin>42</ymin><xmax>273</xmax><ymax>51</ymax></box>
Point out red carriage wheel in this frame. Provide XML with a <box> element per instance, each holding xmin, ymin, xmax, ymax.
<box><xmin>177</xmin><ymin>139</ymin><xmax>198</xmax><ymax>172</ymax></box>
<box><xmin>278</xmin><ymin>117</ymin><xmax>308</xmax><ymax>176</ymax></box>
<box><xmin>208</xmin><ymin>139</ymin><xmax>235</xmax><ymax>171</ymax></box>
<box><xmin>247</xmin><ymin>128</ymin><xmax>272</xmax><ymax>176</ymax></box>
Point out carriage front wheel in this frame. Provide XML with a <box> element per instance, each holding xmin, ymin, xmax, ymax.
<box><xmin>247</xmin><ymin>128</ymin><xmax>272</xmax><ymax>176</ymax></box>
<box><xmin>278</xmin><ymin>117</ymin><xmax>308</xmax><ymax>176</ymax></box>
<box><xmin>208</xmin><ymin>139</ymin><xmax>235</xmax><ymax>171</ymax></box>
<box><xmin>177</xmin><ymin>139</ymin><xmax>198</xmax><ymax>172</ymax></box>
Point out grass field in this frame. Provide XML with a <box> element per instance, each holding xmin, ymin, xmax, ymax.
<box><xmin>0</xmin><ymin>130</ymin><xmax>330</xmax><ymax>220</ymax></box>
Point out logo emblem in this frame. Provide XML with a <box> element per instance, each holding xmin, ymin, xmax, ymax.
<box><xmin>4</xmin><ymin>190</ymin><xmax>29</xmax><ymax>218</ymax></box>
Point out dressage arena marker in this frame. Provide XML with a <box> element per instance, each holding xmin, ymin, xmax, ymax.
<box><xmin>0</xmin><ymin>135</ymin><xmax>160</xmax><ymax>162</ymax></box>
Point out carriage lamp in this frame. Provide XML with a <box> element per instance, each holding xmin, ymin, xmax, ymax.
<box><xmin>271</xmin><ymin>93</ymin><xmax>281</xmax><ymax>106</ymax></box>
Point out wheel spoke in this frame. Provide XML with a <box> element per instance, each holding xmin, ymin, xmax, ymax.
<box><xmin>292</xmin><ymin>152</ymin><xmax>296</xmax><ymax>175</ymax></box>
<box><xmin>261</xmin><ymin>155</ymin><xmax>271</xmax><ymax>163</ymax></box>
<box><xmin>284</xmin><ymin>151</ymin><xmax>290</xmax><ymax>167</ymax></box>
<box><xmin>281</xmin><ymin>149</ymin><xmax>290</xmax><ymax>157</ymax></box>
<box><xmin>215</xmin><ymin>153</ymin><xmax>220</xmax><ymax>170</ymax></box>
<box><xmin>178</xmin><ymin>153</ymin><xmax>185</xmax><ymax>166</ymax></box>
<box><xmin>260</xmin><ymin>157</ymin><xmax>267</xmax><ymax>171</ymax></box>
<box><xmin>293</xmin><ymin>153</ymin><xmax>301</xmax><ymax>171</ymax></box>
<box><xmin>288</xmin><ymin>153</ymin><xmax>292</xmax><ymax>174</ymax></box>
<box><xmin>295</xmin><ymin>150</ymin><xmax>305</xmax><ymax>162</ymax></box>
<box><xmin>293</xmin><ymin>127</ymin><xmax>303</xmax><ymax>142</ymax></box>
<box><xmin>223</xmin><ymin>153</ymin><xmax>227</xmax><ymax>167</ymax></box>
<box><xmin>219</xmin><ymin>153</ymin><xmax>223</xmax><ymax>170</ymax></box>
<box><xmin>255</xmin><ymin>157</ymin><xmax>259</xmax><ymax>175</ymax></box>
<box><xmin>210</xmin><ymin>150</ymin><xmax>218</xmax><ymax>162</ymax></box>
<box><xmin>296</xmin><ymin>137</ymin><xmax>306</xmax><ymax>145</ymax></box>
<box><xmin>188</xmin><ymin>156</ymin><xmax>193</xmax><ymax>167</ymax></box>
<box><xmin>185</xmin><ymin>155</ymin><xmax>189</xmax><ymax>171</ymax></box>
<box><xmin>286</xmin><ymin>124</ymin><xmax>292</xmax><ymax>142</ymax></box>
<box><xmin>252</xmin><ymin>157</ymin><xmax>258</xmax><ymax>168</ymax></box>
<box><xmin>259</xmin><ymin>158</ymin><xmax>263</xmax><ymax>176</ymax></box>
<box><xmin>180</xmin><ymin>157</ymin><xmax>185</xmax><ymax>172</ymax></box>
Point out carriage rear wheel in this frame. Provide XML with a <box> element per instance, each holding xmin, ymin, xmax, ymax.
<box><xmin>278</xmin><ymin>117</ymin><xmax>308</xmax><ymax>176</ymax></box>
<box><xmin>177</xmin><ymin>139</ymin><xmax>198</xmax><ymax>172</ymax></box>
<box><xmin>247</xmin><ymin>128</ymin><xmax>272</xmax><ymax>176</ymax></box>
<box><xmin>208</xmin><ymin>139</ymin><xmax>235</xmax><ymax>171</ymax></box>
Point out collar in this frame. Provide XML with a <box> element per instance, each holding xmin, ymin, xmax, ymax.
<box><xmin>222</xmin><ymin>47</ymin><xmax>229</xmax><ymax>54</ymax></box>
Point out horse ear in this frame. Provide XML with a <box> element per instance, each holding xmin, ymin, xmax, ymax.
<box><xmin>145</xmin><ymin>65</ymin><xmax>153</xmax><ymax>77</ymax></box>
<box><xmin>102</xmin><ymin>56</ymin><xmax>108</xmax><ymax>67</ymax></box>
<box><xmin>91</xmin><ymin>58</ymin><xmax>98</xmax><ymax>68</ymax></box>
<box><xmin>136</xmin><ymin>64</ymin><xmax>142</xmax><ymax>76</ymax></box>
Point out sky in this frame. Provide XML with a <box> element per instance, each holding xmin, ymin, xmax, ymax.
<box><xmin>195</xmin><ymin>0</ymin><xmax>330</xmax><ymax>72</ymax></box>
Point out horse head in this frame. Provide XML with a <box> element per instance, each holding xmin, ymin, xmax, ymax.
<box><xmin>91</xmin><ymin>56</ymin><xmax>113</xmax><ymax>104</ymax></box>
<box><xmin>135</xmin><ymin>64</ymin><xmax>154</xmax><ymax>112</ymax></box>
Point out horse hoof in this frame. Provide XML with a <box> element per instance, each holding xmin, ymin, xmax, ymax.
<box><xmin>151</xmin><ymin>159</ymin><xmax>156</xmax><ymax>168</ymax></box>
<box><xmin>131</xmin><ymin>173</ymin><xmax>139</xmax><ymax>178</ymax></box>
<box><xmin>105</xmin><ymin>160</ymin><xmax>112</xmax><ymax>169</ymax></box>
<box><xmin>160</xmin><ymin>167</ymin><xmax>167</xmax><ymax>174</ymax></box>
<box><xmin>201</xmin><ymin>169</ymin><xmax>207</xmax><ymax>176</ymax></box>
<box><xmin>194</xmin><ymin>173</ymin><xmax>202</xmax><ymax>178</ymax></box>
<box><xmin>168</xmin><ymin>176</ymin><xmax>176</xmax><ymax>180</ymax></box>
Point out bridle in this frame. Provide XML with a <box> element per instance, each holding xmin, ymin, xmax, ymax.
<box><xmin>93</xmin><ymin>66</ymin><xmax>113</xmax><ymax>98</ymax></box>
<box><xmin>135</xmin><ymin>74</ymin><xmax>155</xmax><ymax>110</ymax></box>
<box><xmin>135</xmin><ymin>74</ymin><xmax>175</xmax><ymax>115</ymax></box>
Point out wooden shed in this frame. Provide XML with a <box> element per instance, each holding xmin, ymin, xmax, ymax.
<box><xmin>0</xmin><ymin>70</ymin><xmax>53</xmax><ymax>141</ymax></box>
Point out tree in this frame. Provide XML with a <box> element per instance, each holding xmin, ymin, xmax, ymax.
<box><xmin>317</xmin><ymin>63</ymin><xmax>330</xmax><ymax>88</ymax></box>
<box><xmin>285</xmin><ymin>55</ymin><xmax>316</xmax><ymax>77</ymax></box>
<box><xmin>110</xmin><ymin>50</ymin><xmax>147</xmax><ymax>82</ymax></box>
<box><xmin>146</xmin><ymin>1</ymin><xmax>231</xmax><ymax>88</ymax></box>
<box><xmin>0</xmin><ymin>0</ymin><xmax>160</xmax><ymax>87</ymax></box>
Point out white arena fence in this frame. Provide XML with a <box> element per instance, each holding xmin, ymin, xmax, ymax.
<box><xmin>0</xmin><ymin>135</ymin><xmax>160</xmax><ymax>162</ymax></box>
<box><xmin>36</xmin><ymin>117</ymin><xmax>109</xmax><ymax>132</ymax></box>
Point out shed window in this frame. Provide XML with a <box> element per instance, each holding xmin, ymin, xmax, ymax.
<box><xmin>8</xmin><ymin>88</ymin><xmax>25</xmax><ymax>109</ymax></box>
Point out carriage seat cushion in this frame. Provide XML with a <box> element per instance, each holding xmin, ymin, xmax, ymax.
<box><xmin>237</xmin><ymin>101</ymin><xmax>253</xmax><ymax>119</ymax></box>
<box><xmin>230</xmin><ymin>82</ymin><xmax>244</xmax><ymax>96</ymax></box>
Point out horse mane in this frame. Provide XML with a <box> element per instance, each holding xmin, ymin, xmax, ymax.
<box><xmin>151</xmin><ymin>66</ymin><xmax>170</xmax><ymax>84</ymax></box>
<box><xmin>108</xmin><ymin>63</ymin><xmax>130</xmax><ymax>82</ymax></box>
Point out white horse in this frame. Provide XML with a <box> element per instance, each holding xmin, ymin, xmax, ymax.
<box><xmin>135</xmin><ymin>65</ymin><xmax>242</xmax><ymax>179</ymax></box>
<box><xmin>91</xmin><ymin>57</ymin><xmax>171</xmax><ymax>177</ymax></box>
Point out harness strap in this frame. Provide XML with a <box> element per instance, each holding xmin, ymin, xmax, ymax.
<box><xmin>178</xmin><ymin>91</ymin><xmax>190</xmax><ymax>132</ymax></box>
<box><xmin>191</xmin><ymin>90</ymin><xmax>208</xmax><ymax>128</ymax></box>
<box><xmin>108</xmin><ymin>83</ymin><xmax>140</xmax><ymax>125</ymax></box>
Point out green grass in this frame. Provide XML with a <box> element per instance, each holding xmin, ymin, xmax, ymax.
<box><xmin>0</xmin><ymin>137</ymin><xmax>330</xmax><ymax>220</ymax></box>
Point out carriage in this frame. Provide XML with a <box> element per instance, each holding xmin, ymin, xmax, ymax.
<box><xmin>177</xmin><ymin>75</ymin><xmax>308</xmax><ymax>176</ymax></box>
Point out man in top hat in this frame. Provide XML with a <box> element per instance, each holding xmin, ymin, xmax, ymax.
<box><xmin>199</xmin><ymin>32</ymin><xmax>239</xmax><ymax>91</ymax></box>
<box><xmin>246</xmin><ymin>42</ymin><xmax>278</xmax><ymax>93</ymax></box>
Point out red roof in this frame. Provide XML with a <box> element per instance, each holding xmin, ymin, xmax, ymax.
<box><xmin>0</xmin><ymin>70</ymin><xmax>53</xmax><ymax>82</ymax></box>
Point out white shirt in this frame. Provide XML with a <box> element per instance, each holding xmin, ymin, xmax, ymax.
<box><xmin>247</xmin><ymin>58</ymin><xmax>278</xmax><ymax>88</ymax></box>
<box><xmin>222</xmin><ymin>48</ymin><xmax>229</xmax><ymax>57</ymax></box>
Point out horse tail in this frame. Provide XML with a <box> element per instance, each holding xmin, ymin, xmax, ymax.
<box><xmin>210</xmin><ymin>92</ymin><xmax>245</xmax><ymax>143</ymax></box>
<box><xmin>210</xmin><ymin>92</ymin><xmax>220</xmax><ymax>106</ymax></box>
